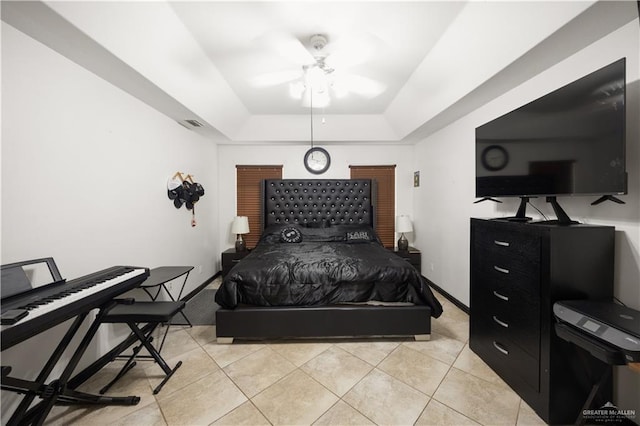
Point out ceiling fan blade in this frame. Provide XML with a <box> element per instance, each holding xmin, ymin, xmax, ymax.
<box><xmin>250</xmin><ymin>70</ymin><xmax>303</xmax><ymax>88</ymax></box>
<box><xmin>334</xmin><ymin>74</ymin><xmax>386</xmax><ymax>99</ymax></box>
<box><xmin>324</xmin><ymin>33</ymin><xmax>378</xmax><ymax>69</ymax></box>
<box><xmin>262</xmin><ymin>31</ymin><xmax>315</xmax><ymax>66</ymax></box>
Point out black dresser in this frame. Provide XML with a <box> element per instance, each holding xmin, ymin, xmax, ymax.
<box><xmin>469</xmin><ymin>218</ymin><xmax>615</xmax><ymax>424</ymax></box>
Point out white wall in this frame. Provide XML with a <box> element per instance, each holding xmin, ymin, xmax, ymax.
<box><xmin>217</xmin><ymin>143</ymin><xmax>416</xmax><ymax>249</ymax></box>
<box><xmin>1</xmin><ymin>22</ymin><xmax>219</xmax><ymax>412</ymax></box>
<box><xmin>414</xmin><ymin>20</ymin><xmax>639</xmax><ymax>414</ymax></box>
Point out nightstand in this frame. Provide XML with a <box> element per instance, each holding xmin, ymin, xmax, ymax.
<box><xmin>391</xmin><ymin>246</ymin><xmax>421</xmax><ymax>273</ymax></box>
<box><xmin>221</xmin><ymin>248</ymin><xmax>250</xmax><ymax>276</ymax></box>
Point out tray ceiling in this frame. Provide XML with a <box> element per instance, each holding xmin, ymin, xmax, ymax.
<box><xmin>2</xmin><ymin>1</ymin><xmax>634</xmax><ymax>143</ymax></box>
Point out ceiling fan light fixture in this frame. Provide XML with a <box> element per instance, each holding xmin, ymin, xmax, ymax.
<box><xmin>254</xmin><ymin>32</ymin><xmax>386</xmax><ymax>108</ymax></box>
<box><xmin>302</xmin><ymin>88</ymin><xmax>330</xmax><ymax>108</ymax></box>
<box><xmin>289</xmin><ymin>81</ymin><xmax>305</xmax><ymax>99</ymax></box>
<box><xmin>304</xmin><ymin>65</ymin><xmax>329</xmax><ymax>93</ymax></box>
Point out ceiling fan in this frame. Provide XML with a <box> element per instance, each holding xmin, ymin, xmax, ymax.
<box><xmin>251</xmin><ymin>33</ymin><xmax>387</xmax><ymax>108</ymax></box>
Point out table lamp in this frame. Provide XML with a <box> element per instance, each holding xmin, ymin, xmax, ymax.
<box><xmin>231</xmin><ymin>216</ymin><xmax>250</xmax><ymax>252</ymax></box>
<box><xmin>396</xmin><ymin>215</ymin><xmax>413</xmax><ymax>251</ymax></box>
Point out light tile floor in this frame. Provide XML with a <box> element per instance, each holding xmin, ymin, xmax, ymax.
<box><xmin>44</xmin><ymin>291</ymin><xmax>547</xmax><ymax>425</ymax></box>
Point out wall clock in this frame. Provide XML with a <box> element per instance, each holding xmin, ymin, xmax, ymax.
<box><xmin>304</xmin><ymin>147</ymin><xmax>331</xmax><ymax>174</ymax></box>
<box><xmin>481</xmin><ymin>145</ymin><xmax>509</xmax><ymax>171</ymax></box>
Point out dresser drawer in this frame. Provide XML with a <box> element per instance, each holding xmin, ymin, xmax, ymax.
<box><xmin>473</xmin><ymin>261</ymin><xmax>540</xmax><ymax>304</ymax></box>
<box><xmin>470</xmin><ymin>318</ymin><xmax>540</xmax><ymax>392</ymax></box>
<box><xmin>474</xmin><ymin>302</ymin><xmax>540</xmax><ymax>358</ymax></box>
<box><xmin>474</xmin><ymin>223</ymin><xmax>540</xmax><ymax>257</ymax></box>
<box><xmin>474</xmin><ymin>237</ymin><xmax>540</xmax><ymax>277</ymax></box>
<box><xmin>474</xmin><ymin>225</ymin><xmax>540</xmax><ymax>270</ymax></box>
<box><xmin>472</xmin><ymin>267</ymin><xmax>541</xmax><ymax>357</ymax></box>
<box><xmin>472</xmin><ymin>230</ymin><xmax>541</xmax><ymax>304</ymax></box>
<box><xmin>482</xmin><ymin>278</ymin><xmax>540</xmax><ymax>324</ymax></box>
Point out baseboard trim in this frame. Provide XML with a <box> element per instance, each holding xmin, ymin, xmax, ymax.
<box><xmin>183</xmin><ymin>271</ymin><xmax>220</xmax><ymax>302</ymax></box>
<box><xmin>424</xmin><ymin>278</ymin><xmax>469</xmax><ymax>315</ymax></box>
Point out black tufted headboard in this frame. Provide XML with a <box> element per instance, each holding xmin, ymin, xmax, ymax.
<box><xmin>263</xmin><ymin>179</ymin><xmax>375</xmax><ymax>228</ymax></box>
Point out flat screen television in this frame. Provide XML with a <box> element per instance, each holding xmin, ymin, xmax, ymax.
<box><xmin>475</xmin><ymin>58</ymin><xmax>627</xmax><ymax>222</ymax></box>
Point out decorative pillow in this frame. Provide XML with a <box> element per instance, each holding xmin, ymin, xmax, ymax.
<box><xmin>300</xmin><ymin>220</ymin><xmax>331</xmax><ymax>228</ymax></box>
<box><xmin>280</xmin><ymin>226</ymin><xmax>303</xmax><ymax>243</ymax></box>
<box><xmin>345</xmin><ymin>229</ymin><xmax>375</xmax><ymax>243</ymax></box>
<box><xmin>258</xmin><ymin>225</ymin><xmax>286</xmax><ymax>244</ymax></box>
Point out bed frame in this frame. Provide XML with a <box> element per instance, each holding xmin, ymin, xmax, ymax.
<box><xmin>215</xmin><ymin>179</ymin><xmax>432</xmax><ymax>342</ymax></box>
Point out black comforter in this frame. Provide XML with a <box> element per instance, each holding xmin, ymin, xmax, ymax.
<box><xmin>215</xmin><ymin>224</ymin><xmax>442</xmax><ymax>317</ymax></box>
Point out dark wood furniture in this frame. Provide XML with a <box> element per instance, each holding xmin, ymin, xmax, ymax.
<box><xmin>469</xmin><ymin>218</ymin><xmax>615</xmax><ymax>424</ymax></box>
<box><xmin>215</xmin><ymin>179</ymin><xmax>434</xmax><ymax>343</ymax></box>
<box><xmin>221</xmin><ymin>248</ymin><xmax>251</xmax><ymax>276</ymax></box>
<box><xmin>391</xmin><ymin>247</ymin><xmax>421</xmax><ymax>273</ymax></box>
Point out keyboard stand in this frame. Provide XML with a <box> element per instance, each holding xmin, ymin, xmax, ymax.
<box><xmin>1</xmin><ymin>301</ymin><xmax>140</xmax><ymax>426</ymax></box>
<box><xmin>66</xmin><ymin>268</ymin><xmax>194</xmax><ymax>392</ymax></box>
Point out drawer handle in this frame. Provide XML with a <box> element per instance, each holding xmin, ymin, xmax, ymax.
<box><xmin>231</xmin><ymin>259</ymin><xmax>241</xmax><ymax>263</ymax></box>
<box><xmin>494</xmin><ymin>240</ymin><xmax>510</xmax><ymax>247</ymax></box>
<box><xmin>493</xmin><ymin>291</ymin><xmax>509</xmax><ymax>301</ymax></box>
<box><xmin>493</xmin><ymin>341</ymin><xmax>509</xmax><ymax>355</ymax></box>
<box><xmin>493</xmin><ymin>316</ymin><xmax>509</xmax><ymax>328</ymax></box>
<box><xmin>493</xmin><ymin>265</ymin><xmax>509</xmax><ymax>274</ymax></box>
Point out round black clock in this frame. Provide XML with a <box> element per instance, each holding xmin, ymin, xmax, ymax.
<box><xmin>481</xmin><ymin>145</ymin><xmax>509</xmax><ymax>171</ymax></box>
<box><xmin>304</xmin><ymin>147</ymin><xmax>331</xmax><ymax>174</ymax></box>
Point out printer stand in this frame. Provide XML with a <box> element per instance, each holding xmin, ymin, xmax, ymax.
<box><xmin>554</xmin><ymin>300</ymin><xmax>640</xmax><ymax>425</ymax></box>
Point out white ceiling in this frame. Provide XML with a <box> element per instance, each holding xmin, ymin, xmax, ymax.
<box><xmin>2</xmin><ymin>1</ymin><xmax>637</xmax><ymax>143</ymax></box>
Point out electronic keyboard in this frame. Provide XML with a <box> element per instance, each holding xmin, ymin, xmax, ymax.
<box><xmin>1</xmin><ymin>266</ymin><xmax>149</xmax><ymax>351</ymax></box>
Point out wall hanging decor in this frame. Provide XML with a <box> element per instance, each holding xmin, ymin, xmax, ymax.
<box><xmin>167</xmin><ymin>172</ymin><xmax>205</xmax><ymax>227</ymax></box>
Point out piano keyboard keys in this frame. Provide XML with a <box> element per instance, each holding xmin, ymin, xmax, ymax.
<box><xmin>1</xmin><ymin>268</ymin><xmax>147</xmax><ymax>330</ymax></box>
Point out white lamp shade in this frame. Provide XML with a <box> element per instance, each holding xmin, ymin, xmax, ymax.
<box><xmin>395</xmin><ymin>215</ymin><xmax>413</xmax><ymax>233</ymax></box>
<box><xmin>231</xmin><ymin>216</ymin><xmax>250</xmax><ymax>234</ymax></box>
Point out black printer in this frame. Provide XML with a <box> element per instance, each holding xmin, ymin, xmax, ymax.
<box><xmin>554</xmin><ymin>300</ymin><xmax>640</xmax><ymax>365</ymax></box>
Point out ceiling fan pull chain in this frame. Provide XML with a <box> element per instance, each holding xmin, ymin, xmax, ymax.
<box><xmin>310</xmin><ymin>88</ymin><xmax>314</xmax><ymax>148</ymax></box>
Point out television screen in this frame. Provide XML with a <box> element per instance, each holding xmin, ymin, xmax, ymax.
<box><xmin>476</xmin><ymin>58</ymin><xmax>627</xmax><ymax>198</ymax></box>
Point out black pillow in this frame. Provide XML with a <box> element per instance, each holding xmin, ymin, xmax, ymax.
<box><xmin>301</xmin><ymin>220</ymin><xmax>331</xmax><ymax>228</ymax></box>
<box><xmin>345</xmin><ymin>230</ymin><xmax>374</xmax><ymax>243</ymax></box>
<box><xmin>280</xmin><ymin>226</ymin><xmax>302</xmax><ymax>243</ymax></box>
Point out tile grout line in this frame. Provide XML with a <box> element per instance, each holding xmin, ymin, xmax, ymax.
<box><xmin>247</xmin><ymin>345</ymin><xmax>337</xmax><ymax>424</ymax></box>
<box><xmin>424</xmin><ymin>329</ymin><xmax>497</xmax><ymax>425</ymax></box>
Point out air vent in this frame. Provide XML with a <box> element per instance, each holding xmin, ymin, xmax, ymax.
<box><xmin>177</xmin><ymin>119</ymin><xmax>204</xmax><ymax>129</ymax></box>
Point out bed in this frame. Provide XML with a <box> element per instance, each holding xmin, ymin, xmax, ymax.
<box><xmin>215</xmin><ymin>178</ymin><xmax>442</xmax><ymax>343</ymax></box>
